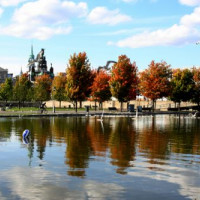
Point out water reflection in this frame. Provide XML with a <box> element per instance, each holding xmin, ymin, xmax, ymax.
<box><xmin>109</xmin><ymin>118</ymin><xmax>137</xmax><ymax>174</ymax></box>
<box><xmin>65</xmin><ymin>118</ymin><xmax>91</xmax><ymax>177</ymax></box>
<box><xmin>0</xmin><ymin>116</ymin><xmax>200</xmax><ymax>175</ymax></box>
<box><xmin>0</xmin><ymin>118</ymin><xmax>13</xmax><ymax>140</ymax></box>
<box><xmin>138</xmin><ymin>117</ymin><xmax>170</xmax><ymax>161</ymax></box>
<box><xmin>0</xmin><ymin>116</ymin><xmax>200</xmax><ymax>199</ymax></box>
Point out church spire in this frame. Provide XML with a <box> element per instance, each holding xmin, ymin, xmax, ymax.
<box><xmin>28</xmin><ymin>44</ymin><xmax>35</xmax><ymax>62</ymax></box>
<box><xmin>20</xmin><ymin>67</ymin><xmax>23</xmax><ymax>76</ymax></box>
<box><xmin>31</xmin><ymin>45</ymin><xmax>34</xmax><ymax>56</ymax></box>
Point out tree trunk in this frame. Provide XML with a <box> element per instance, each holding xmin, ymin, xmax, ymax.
<box><xmin>79</xmin><ymin>101</ymin><xmax>82</xmax><ymax>109</ymax></box>
<box><xmin>101</xmin><ymin>101</ymin><xmax>103</xmax><ymax>110</ymax></box>
<box><xmin>75</xmin><ymin>101</ymin><xmax>77</xmax><ymax>112</ymax></box>
<box><xmin>178</xmin><ymin>102</ymin><xmax>181</xmax><ymax>112</ymax></box>
<box><xmin>152</xmin><ymin>100</ymin><xmax>154</xmax><ymax>112</ymax></box>
<box><xmin>120</xmin><ymin>102</ymin><xmax>123</xmax><ymax>112</ymax></box>
<box><xmin>18</xmin><ymin>101</ymin><xmax>21</xmax><ymax>109</ymax></box>
<box><xmin>95</xmin><ymin>100</ymin><xmax>97</xmax><ymax>111</ymax></box>
<box><xmin>59</xmin><ymin>101</ymin><xmax>61</xmax><ymax>108</ymax></box>
<box><xmin>99</xmin><ymin>102</ymin><xmax>103</xmax><ymax>109</ymax></box>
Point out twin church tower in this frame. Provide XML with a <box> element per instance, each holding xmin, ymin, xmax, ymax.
<box><xmin>27</xmin><ymin>46</ymin><xmax>54</xmax><ymax>81</ymax></box>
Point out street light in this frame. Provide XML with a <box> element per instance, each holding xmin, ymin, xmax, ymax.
<box><xmin>52</xmin><ymin>87</ymin><xmax>56</xmax><ymax>113</ymax></box>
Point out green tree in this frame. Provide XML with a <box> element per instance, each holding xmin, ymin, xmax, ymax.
<box><xmin>109</xmin><ymin>55</ymin><xmax>138</xmax><ymax>111</ymax></box>
<box><xmin>139</xmin><ymin>61</ymin><xmax>171</xmax><ymax>111</ymax></box>
<box><xmin>52</xmin><ymin>74</ymin><xmax>67</xmax><ymax>108</ymax></box>
<box><xmin>192</xmin><ymin>67</ymin><xmax>200</xmax><ymax>109</ymax></box>
<box><xmin>0</xmin><ymin>78</ymin><xmax>13</xmax><ymax>102</ymax></box>
<box><xmin>34</xmin><ymin>74</ymin><xmax>52</xmax><ymax>102</ymax></box>
<box><xmin>65</xmin><ymin>52</ymin><xmax>93</xmax><ymax>112</ymax></box>
<box><xmin>169</xmin><ymin>68</ymin><xmax>194</xmax><ymax>108</ymax></box>
<box><xmin>13</xmin><ymin>74</ymin><xmax>33</xmax><ymax>108</ymax></box>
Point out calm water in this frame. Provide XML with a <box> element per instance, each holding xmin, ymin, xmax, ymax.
<box><xmin>0</xmin><ymin>115</ymin><xmax>200</xmax><ymax>200</ymax></box>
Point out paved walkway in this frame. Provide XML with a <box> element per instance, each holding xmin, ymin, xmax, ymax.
<box><xmin>0</xmin><ymin>109</ymin><xmax>195</xmax><ymax>118</ymax></box>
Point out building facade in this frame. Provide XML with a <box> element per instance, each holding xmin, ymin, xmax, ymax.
<box><xmin>27</xmin><ymin>46</ymin><xmax>54</xmax><ymax>81</ymax></box>
<box><xmin>0</xmin><ymin>67</ymin><xmax>9</xmax><ymax>84</ymax></box>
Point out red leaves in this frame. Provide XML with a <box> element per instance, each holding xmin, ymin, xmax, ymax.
<box><xmin>90</xmin><ymin>70</ymin><xmax>111</xmax><ymax>102</ymax></box>
<box><xmin>109</xmin><ymin>55</ymin><xmax>138</xmax><ymax>102</ymax></box>
<box><xmin>65</xmin><ymin>52</ymin><xmax>93</xmax><ymax>101</ymax></box>
<box><xmin>139</xmin><ymin>60</ymin><xmax>171</xmax><ymax>101</ymax></box>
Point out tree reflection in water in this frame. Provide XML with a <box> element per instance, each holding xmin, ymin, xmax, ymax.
<box><xmin>1</xmin><ymin>116</ymin><xmax>200</xmax><ymax>178</ymax></box>
<box><xmin>108</xmin><ymin>118</ymin><xmax>137</xmax><ymax>174</ymax></box>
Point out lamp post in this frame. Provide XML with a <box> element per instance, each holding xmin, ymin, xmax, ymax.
<box><xmin>52</xmin><ymin>87</ymin><xmax>56</xmax><ymax>113</ymax></box>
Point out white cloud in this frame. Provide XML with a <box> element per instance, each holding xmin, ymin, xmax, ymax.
<box><xmin>179</xmin><ymin>0</ymin><xmax>200</xmax><ymax>6</ymax></box>
<box><xmin>2</xmin><ymin>24</ymin><xmax>72</xmax><ymax>40</ymax></box>
<box><xmin>0</xmin><ymin>0</ymin><xmax>27</xmax><ymax>7</ymax></box>
<box><xmin>110</xmin><ymin>4</ymin><xmax>200</xmax><ymax>48</ymax></box>
<box><xmin>12</xmin><ymin>0</ymin><xmax>87</xmax><ymax>25</ymax></box>
<box><xmin>0</xmin><ymin>167</ymin><xmax>86</xmax><ymax>199</ymax></box>
<box><xmin>114</xmin><ymin>24</ymin><xmax>200</xmax><ymax>48</ymax></box>
<box><xmin>180</xmin><ymin>6</ymin><xmax>200</xmax><ymax>26</ymax></box>
<box><xmin>84</xmin><ymin>181</ymin><xmax>124</xmax><ymax>199</ymax></box>
<box><xmin>0</xmin><ymin>0</ymin><xmax>87</xmax><ymax>39</ymax></box>
<box><xmin>0</xmin><ymin>167</ymin><xmax>125</xmax><ymax>200</ymax></box>
<box><xmin>87</xmin><ymin>7</ymin><xmax>132</xmax><ymax>25</ymax></box>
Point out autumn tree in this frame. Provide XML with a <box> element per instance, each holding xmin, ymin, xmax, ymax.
<box><xmin>109</xmin><ymin>55</ymin><xmax>138</xmax><ymax>111</ymax></box>
<box><xmin>0</xmin><ymin>78</ymin><xmax>13</xmax><ymax>102</ymax></box>
<box><xmin>169</xmin><ymin>68</ymin><xmax>194</xmax><ymax>108</ymax></box>
<box><xmin>90</xmin><ymin>70</ymin><xmax>111</xmax><ymax>109</ymax></box>
<box><xmin>52</xmin><ymin>74</ymin><xmax>67</xmax><ymax>108</ymax></box>
<box><xmin>192</xmin><ymin>67</ymin><xmax>200</xmax><ymax>109</ymax></box>
<box><xmin>65</xmin><ymin>52</ymin><xmax>93</xmax><ymax>112</ymax></box>
<box><xmin>34</xmin><ymin>74</ymin><xmax>52</xmax><ymax>102</ymax></box>
<box><xmin>139</xmin><ymin>61</ymin><xmax>171</xmax><ymax>111</ymax></box>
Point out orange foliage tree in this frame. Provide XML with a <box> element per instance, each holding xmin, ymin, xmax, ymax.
<box><xmin>65</xmin><ymin>52</ymin><xmax>93</xmax><ymax>112</ymax></box>
<box><xmin>109</xmin><ymin>55</ymin><xmax>138</xmax><ymax>111</ymax></box>
<box><xmin>34</xmin><ymin>74</ymin><xmax>52</xmax><ymax>102</ymax></box>
<box><xmin>139</xmin><ymin>61</ymin><xmax>171</xmax><ymax>110</ymax></box>
<box><xmin>52</xmin><ymin>75</ymin><xmax>67</xmax><ymax>108</ymax></box>
<box><xmin>90</xmin><ymin>70</ymin><xmax>111</xmax><ymax>109</ymax></box>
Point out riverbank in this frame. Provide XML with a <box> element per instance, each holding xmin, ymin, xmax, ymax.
<box><xmin>0</xmin><ymin>109</ymin><xmax>196</xmax><ymax>118</ymax></box>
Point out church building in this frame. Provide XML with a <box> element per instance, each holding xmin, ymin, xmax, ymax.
<box><xmin>27</xmin><ymin>46</ymin><xmax>54</xmax><ymax>82</ymax></box>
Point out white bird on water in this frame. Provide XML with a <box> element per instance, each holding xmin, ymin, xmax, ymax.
<box><xmin>97</xmin><ymin>110</ymin><xmax>104</xmax><ymax>121</ymax></box>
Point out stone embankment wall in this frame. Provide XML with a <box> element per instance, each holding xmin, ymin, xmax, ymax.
<box><xmin>46</xmin><ymin>100</ymin><xmax>196</xmax><ymax>111</ymax></box>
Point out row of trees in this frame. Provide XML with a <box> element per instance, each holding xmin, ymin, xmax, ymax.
<box><xmin>0</xmin><ymin>52</ymin><xmax>199</xmax><ymax>111</ymax></box>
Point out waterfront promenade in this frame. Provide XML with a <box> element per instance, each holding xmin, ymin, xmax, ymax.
<box><xmin>0</xmin><ymin>109</ymin><xmax>196</xmax><ymax>118</ymax></box>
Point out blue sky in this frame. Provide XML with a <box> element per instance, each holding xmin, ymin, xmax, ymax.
<box><xmin>0</xmin><ymin>0</ymin><xmax>200</xmax><ymax>75</ymax></box>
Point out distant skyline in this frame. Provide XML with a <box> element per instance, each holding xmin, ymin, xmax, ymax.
<box><xmin>0</xmin><ymin>0</ymin><xmax>200</xmax><ymax>76</ymax></box>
